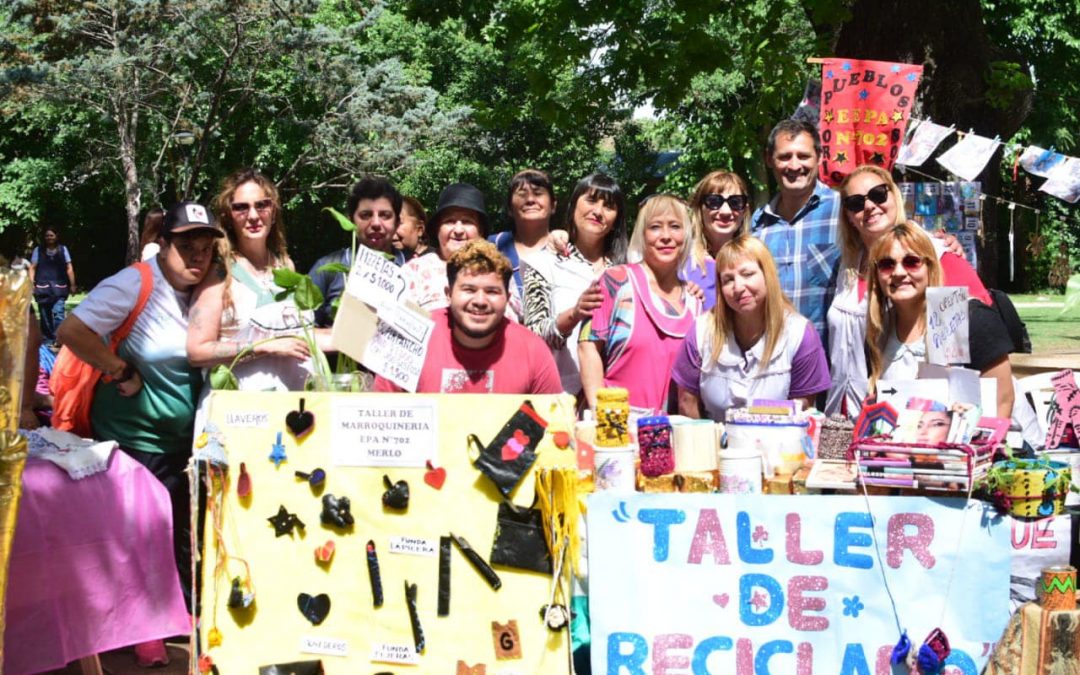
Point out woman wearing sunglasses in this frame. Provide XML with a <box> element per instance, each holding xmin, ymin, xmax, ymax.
<box><xmin>187</xmin><ymin>168</ymin><xmax>312</xmax><ymax>392</ymax></box>
<box><xmin>682</xmin><ymin>171</ymin><xmax>754</xmax><ymax>311</ymax></box>
<box><xmin>673</xmin><ymin>236</ymin><xmax>830</xmax><ymax>421</ymax></box>
<box><xmin>579</xmin><ymin>194</ymin><xmax>703</xmax><ymax>413</ymax></box>
<box><xmin>826</xmin><ymin>165</ymin><xmax>994</xmax><ymax>418</ymax></box>
<box><xmin>865</xmin><ymin>223</ymin><xmax>1015</xmax><ymax>417</ymax></box>
<box><xmin>522</xmin><ymin>174</ymin><xmax>628</xmax><ymax>398</ymax></box>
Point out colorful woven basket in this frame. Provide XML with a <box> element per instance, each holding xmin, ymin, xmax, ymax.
<box><xmin>984</xmin><ymin>458</ymin><xmax>1072</xmax><ymax>519</ymax></box>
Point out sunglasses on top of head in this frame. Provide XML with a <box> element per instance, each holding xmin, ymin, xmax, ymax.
<box><xmin>842</xmin><ymin>183</ymin><xmax>890</xmax><ymax>213</ymax></box>
<box><xmin>875</xmin><ymin>254</ymin><xmax>925</xmax><ymax>274</ymax></box>
<box><xmin>702</xmin><ymin>194</ymin><xmax>748</xmax><ymax>212</ymax></box>
<box><xmin>230</xmin><ymin>198</ymin><xmax>274</xmax><ymax>215</ymax></box>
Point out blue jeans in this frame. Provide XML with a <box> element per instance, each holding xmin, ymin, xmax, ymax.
<box><xmin>36</xmin><ymin>296</ymin><xmax>66</xmax><ymax>343</ymax></box>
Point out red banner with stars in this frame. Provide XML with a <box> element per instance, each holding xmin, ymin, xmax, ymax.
<box><xmin>817</xmin><ymin>58</ymin><xmax>923</xmax><ymax>187</ymax></box>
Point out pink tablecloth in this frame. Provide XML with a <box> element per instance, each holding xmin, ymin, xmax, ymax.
<box><xmin>3</xmin><ymin>451</ymin><xmax>190</xmax><ymax>674</ymax></box>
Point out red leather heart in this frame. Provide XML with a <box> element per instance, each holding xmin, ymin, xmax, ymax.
<box><xmin>501</xmin><ymin>439</ymin><xmax>524</xmax><ymax>461</ymax></box>
<box><xmin>315</xmin><ymin>540</ymin><xmax>335</xmax><ymax>563</ymax></box>
<box><xmin>513</xmin><ymin>429</ymin><xmax>529</xmax><ymax>445</ymax></box>
<box><xmin>424</xmin><ymin>466</ymin><xmax>447</xmax><ymax>490</ymax></box>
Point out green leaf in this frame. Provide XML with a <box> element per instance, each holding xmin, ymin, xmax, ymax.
<box><xmin>317</xmin><ymin>262</ymin><xmax>351</xmax><ymax>275</ymax></box>
<box><xmin>209</xmin><ymin>365</ymin><xmax>239</xmax><ymax>391</ymax></box>
<box><xmin>293</xmin><ymin>275</ymin><xmax>325</xmax><ymax>311</ymax></box>
<box><xmin>323</xmin><ymin>206</ymin><xmax>356</xmax><ymax>233</ymax></box>
<box><xmin>273</xmin><ymin>268</ymin><xmax>304</xmax><ymax>289</ymax></box>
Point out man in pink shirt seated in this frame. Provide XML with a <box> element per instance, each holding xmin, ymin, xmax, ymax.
<box><xmin>375</xmin><ymin>240</ymin><xmax>563</xmax><ymax>395</ymax></box>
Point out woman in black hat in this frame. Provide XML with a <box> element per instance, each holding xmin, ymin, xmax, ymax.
<box><xmin>402</xmin><ymin>183</ymin><xmax>521</xmax><ymax>318</ymax></box>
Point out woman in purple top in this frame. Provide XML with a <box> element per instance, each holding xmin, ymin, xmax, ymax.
<box><xmin>681</xmin><ymin>170</ymin><xmax>754</xmax><ymax>311</ymax></box>
<box><xmin>674</xmin><ymin>236</ymin><xmax>831</xmax><ymax>422</ymax></box>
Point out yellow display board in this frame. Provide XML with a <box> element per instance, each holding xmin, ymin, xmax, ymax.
<box><xmin>200</xmin><ymin>391</ymin><xmax>576</xmax><ymax>673</ymax></box>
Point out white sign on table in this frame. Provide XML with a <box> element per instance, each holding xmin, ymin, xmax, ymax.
<box><xmin>926</xmin><ymin>286</ymin><xmax>969</xmax><ymax>365</ymax></box>
<box><xmin>330</xmin><ymin>398</ymin><xmax>437</xmax><ymax>467</ymax></box>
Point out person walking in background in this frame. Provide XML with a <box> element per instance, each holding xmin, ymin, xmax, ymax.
<box><xmin>29</xmin><ymin>225</ymin><xmax>76</xmax><ymax>347</ymax></box>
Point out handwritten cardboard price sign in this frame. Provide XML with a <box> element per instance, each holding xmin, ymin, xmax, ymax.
<box><xmin>926</xmin><ymin>286</ymin><xmax>970</xmax><ymax>365</ymax></box>
<box><xmin>817</xmin><ymin>58</ymin><xmax>923</xmax><ymax>186</ymax></box>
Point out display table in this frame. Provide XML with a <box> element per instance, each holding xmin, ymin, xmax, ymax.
<box><xmin>2</xmin><ymin>451</ymin><xmax>190</xmax><ymax>675</ymax></box>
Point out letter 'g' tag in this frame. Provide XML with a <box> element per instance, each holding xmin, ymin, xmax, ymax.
<box><xmin>492</xmin><ymin>620</ymin><xmax>521</xmax><ymax>660</ymax></box>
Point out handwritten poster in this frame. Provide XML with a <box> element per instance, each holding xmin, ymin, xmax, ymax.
<box><xmin>333</xmin><ymin>243</ymin><xmax>434</xmax><ymax>391</ymax></box>
<box><xmin>588</xmin><ymin>494</ymin><xmax>1010</xmax><ymax>675</ymax></box>
<box><xmin>926</xmin><ymin>287</ymin><xmax>970</xmax><ymax>365</ymax></box>
<box><xmin>817</xmin><ymin>58</ymin><xmax>923</xmax><ymax>186</ymax></box>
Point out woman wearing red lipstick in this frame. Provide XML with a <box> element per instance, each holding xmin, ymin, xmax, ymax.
<box><xmin>673</xmin><ymin>236</ymin><xmax>830</xmax><ymax>421</ymax></box>
<box><xmin>578</xmin><ymin>194</ymin><xmax>702</xmax><ymax>414</ymax></box>
<box><xmin>187</xmin><ymin>168</ymin><xmax>312</xmax><ymax>391</ymax></box>
<box><xmin>865</xmin><ymin>223</ymin><xmax>1014</xmax><ymax>417</ymax></box>
<box><xmin>522</xmin><ymin>173</ymin><xmax>628</xmax><ymax>398</ymax></box>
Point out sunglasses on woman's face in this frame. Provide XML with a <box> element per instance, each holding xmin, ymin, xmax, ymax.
<box><xmin>702</xmin><ymin>194</ymin><xmax>748</xmax><ymax>212</ymax></box>
<box><xmin>842</xmin><ymin>183</ymin><xmax>890</xmax><ymax>213</ymax></box>
<box><xmin>230</xmin><ymin>198</ymin><xmax>274</xmax><ymax>214</ymax></box>
<box><xmin>875</xmin><ymin>254</ymin><xmax>925</xmax><ymax>274</ymax></box>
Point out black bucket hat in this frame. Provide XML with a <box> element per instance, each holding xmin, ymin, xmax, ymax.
<box><xmin>426</xmin><ymin>183</ymin><xmax>489</xmax><ymax>239</ymax></box>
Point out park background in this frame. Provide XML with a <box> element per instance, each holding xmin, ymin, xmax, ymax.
<box><xmin>0</xmin><ymin>0</ymin><xmax>1076</xmax><ymax>302</ymax></box>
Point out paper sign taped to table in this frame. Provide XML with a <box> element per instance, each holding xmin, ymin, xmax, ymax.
<box><xmin>876</xmin><ymin>378</ymin><xmax>947</xmax><ymax>410</ymax></box>
<box><xmin>330</xmin><ymin>246</ymin><xmax>433</xmax><ymax>391</ymax></box>
<box><xmin>917</xmin><ymin>363</ymin><xmax>996</xmax><ymax>412</ymax></box>
<box><xmin>330</xmin><ymin>396</ymin><xmax>437</xmax><ymax>466</ymax></box>
<box><xmin>926</xmin><ymin>286</ymin><xmax>969</xmax><ymax>364</ymax></box>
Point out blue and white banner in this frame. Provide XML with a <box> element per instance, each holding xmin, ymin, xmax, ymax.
<box><xmin>588</xmin><ymin>494</ymin><xmax>1011</xmax><ymax>674</ymax></box>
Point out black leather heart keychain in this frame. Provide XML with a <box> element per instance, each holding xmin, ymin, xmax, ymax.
<box><xmin>285</xmin><ymin>398</ymin><xmax>315</xmax><ymax>440</ymax></box>
<box><xmin>297</xmin><ymin>592</ymin><xmax>331</xmax><ymax>625</ymax></box>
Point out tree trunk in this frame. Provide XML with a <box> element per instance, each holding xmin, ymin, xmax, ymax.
<box><xmin>116</xmin><ymin>98</ymin><xmax>142</xmax><ymax>266</ymax></box>
<box><xmin>832</xmin><ymin>0</ymin><xmax>1033</xmax><ymax>289</ymax></box>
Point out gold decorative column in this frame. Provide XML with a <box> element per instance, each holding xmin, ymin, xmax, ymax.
<box><xmin>0</xmin><ymin>264</ymin><xmax>31</xmax><ymax>660</ymax></box>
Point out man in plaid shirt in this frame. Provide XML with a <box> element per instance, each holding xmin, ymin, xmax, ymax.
<box><xmin>751</xmin><ymin>119</ymin><xmax>840</xmax><ymax>341</ymax></box>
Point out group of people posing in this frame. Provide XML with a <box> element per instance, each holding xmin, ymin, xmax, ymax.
<box><xmin>39</xmin><ymin>120</ymin><xmax>1023</xmax><ymax>648</ymax></box>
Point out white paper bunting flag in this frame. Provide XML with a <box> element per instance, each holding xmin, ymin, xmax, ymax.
<box><xmin>936</xmin><ymin>132</ymin><xmax>1002</xmax><ymax>181</ymax></box>
<box><xmin>1018</xmin><ymin>145</ymin><xmax>1067</xmax><ymax>178</ymax></box>
<box><xmin>896</xmin><ymin>119</ymin><xmax>955</xmax><ymax>167</ymax></box>
<box><xmin>1039</xmin><ymin>156</ymin><xmax>1080</xmax><ymax>203</ymax></box>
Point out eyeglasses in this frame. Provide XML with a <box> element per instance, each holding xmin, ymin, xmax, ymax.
<box><xmin>702</xmin><ymin>194</ymin><xmax>749</xmax><ymax>212</ymax></box>
<box><xmin>875</xmin><ymin>254</ymin><xmax>925</xmax><ymax>274</ymax></box>
<box><xmin>230</xmin><ymin>199</ymin><xmax>274</xmax><ymax>215</ymax></box>
<box><xmin>841</xmin><ymin>183</ymin><xmax>890</xmax><ymax>213</ymax></box>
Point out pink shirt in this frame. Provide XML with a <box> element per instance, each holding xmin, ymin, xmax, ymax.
<box><xmin>581</xmin><ymin>264</ymin><xmax>700</xmax><ymax>412</ymax></box>
<box><xmin>374</xmin><ymin>308</ymin><xmax>563</xmax><ymax>394</ymax></box>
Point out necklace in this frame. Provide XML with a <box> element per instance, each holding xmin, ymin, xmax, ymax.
<box><xmin>857</xmin><ymin>460</ymin><xmax>974</xmax><ymax>672</ymax></box>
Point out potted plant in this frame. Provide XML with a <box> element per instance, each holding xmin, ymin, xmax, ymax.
<box><xmin>209</xmin><ymin>207</ymin><xmax>375</xmax><ymax>393</ymax></box>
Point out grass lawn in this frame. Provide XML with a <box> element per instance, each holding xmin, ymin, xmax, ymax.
<box><xmin>1010</xmin><ymin>293</ymin><xmax>1080</xmax><ymax>354</ymax></box>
